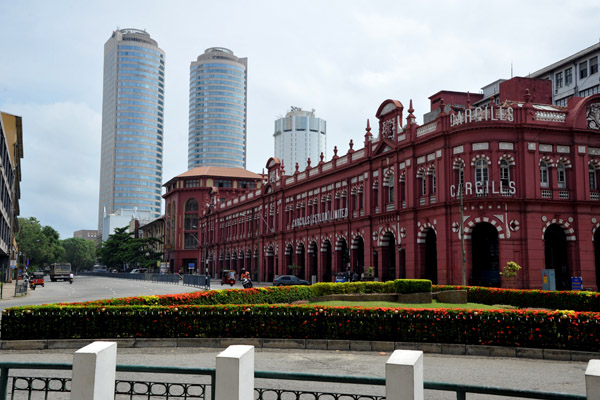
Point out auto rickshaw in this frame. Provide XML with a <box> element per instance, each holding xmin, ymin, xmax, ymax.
<box><xmin>31</xmin><ymin>271</ymin><xmax>45</xmax><ymax>287</ymax></box>
<box><xmin>220</xmin><ymin>270</ymin><xmax>236</xmax><ymax>286</ymax></box>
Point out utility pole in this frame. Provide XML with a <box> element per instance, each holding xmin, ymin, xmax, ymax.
<box><xmin>459</xmin><ymin>170</ymin><xmax>466</xmax><ymax>286</ymax></box>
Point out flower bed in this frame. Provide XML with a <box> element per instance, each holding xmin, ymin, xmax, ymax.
<box><xmin>3</xmin><ymin>282</ymin><xmax>600</xmax><ymax>351</ymax></box>
<box><xmin>2</xmin><ymin>304</ymin><xmax>599</xmax><ymax>352</ymax></box>
<box><xmin>434</xmin><ymin>285</ymin><xmax>600</xmax><ymax>312</ymax></box>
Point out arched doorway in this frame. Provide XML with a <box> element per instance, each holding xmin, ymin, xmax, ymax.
<box><xmin>424</xmin><ymin>229</ymin><xmax>438</xmax><ymax>284</ymax></box>
<box><xmin>265</xmin><ymin>246</ymin><xmax>275</xmax><ymax>282</ymax></box>
<box><xmin>284</xmin><ymin>244</ymin><xmax>293</xmax><ymax>272</ymax></box>
<box><xmin>308</xmin><ymin>241</ymin><xmax>318</xmax><ymax>283</ymax></box>
<box><xmin>351</xmin><ymin>236</ymin><xmax>365</xmax><ymax>276</ymax></box>
<box><xmin>321</xmin><ymin>240</ymin><xmax>332</xmax><ymax>282</ymax></box>
<box><xmin>336</xmin><ymin>238</ymin><xmax>349</xmax><ymax>276</ymax></box>
<box><xmin>296</xmin><ymin>243</ymin><xmax>305</xmax><ymax>278</ymax></box>
<box><xmin>470</xmin><ymin>223</ymin><xmax>500</xmax><ymax>287</ymax></box>
<box><xmin>381</xmin><ymin>232</ymin><xmax>396</xmax><ymax>281</ymax></box>
<box><xmin>545</xmin><ymin>224</ymin><xmax>569</xmax><ymax>290</ymax></box>
<box><xmin>595</xmin><ymin>230</ymin><xmax>600</xmax><ymax>290</ymax></box>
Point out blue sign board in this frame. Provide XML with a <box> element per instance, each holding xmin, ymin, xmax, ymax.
<box><xmin>571</xmin><ymin>276</ymin><xmax>583</xmax><ymax>291</ymax></box>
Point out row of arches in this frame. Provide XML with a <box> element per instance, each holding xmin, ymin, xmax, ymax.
<box><xmin>213</xmin><ymin>222</ymin><xmax>600</xmax><ymax>289</ymax></box>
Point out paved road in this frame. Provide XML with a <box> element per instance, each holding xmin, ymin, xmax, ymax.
<box><xmin>0</xmin><ymin>275</ymin><xmax>271</xmax><ymax>312</ymax></box>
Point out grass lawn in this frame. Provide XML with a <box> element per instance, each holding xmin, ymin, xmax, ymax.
<box><xmin>307</xmin><ymin>300</ymin><xmax>516</xmax><ymax>310</ymax></box>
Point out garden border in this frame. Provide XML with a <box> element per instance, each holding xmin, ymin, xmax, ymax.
<box><xmin>1</xmin><ymin>338</ymin><xmax>597</xmax><ymax>362</ymax></box>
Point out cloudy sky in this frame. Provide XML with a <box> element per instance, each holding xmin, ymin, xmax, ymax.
<box><xmin>1</xmin><ymin>0</ymin><xmax>599</xmax><ymax>239</ymax></box>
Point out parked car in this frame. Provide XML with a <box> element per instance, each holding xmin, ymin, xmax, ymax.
<box><xmin>273</xmin><ymin>275</ymin><xmax>310</xmax><ymax>286</ymax></box>
<box><xmin>130</xmin><ymin>268</ymin><xmax>147</xmax><ymax>274</ymax></box>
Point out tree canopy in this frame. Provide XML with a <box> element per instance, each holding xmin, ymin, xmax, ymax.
<box><xmin>17</xmin><ymin>217</ymin><xmax>64</xmax><ymax>270</ymax></box>
<box><xmin>97</xmin><ymin>226</ymin><xmax>162</xmax><ymax>271</ymax></box>
<box><xmin>61</xmin><ymin>238</ymin><xmax>96</xmax><ymax>272</ymax></box>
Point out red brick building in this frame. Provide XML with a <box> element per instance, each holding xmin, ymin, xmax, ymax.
<box><xmin>166</xmin><ymin>77</ymin><xmax>600</xmax><ymax>290</ymax></box>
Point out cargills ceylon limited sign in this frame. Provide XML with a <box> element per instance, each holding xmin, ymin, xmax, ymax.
<box><xmin>291</xmin><ymin>208</ymin><xmax>348</xmax><ymax>229</ymax></box>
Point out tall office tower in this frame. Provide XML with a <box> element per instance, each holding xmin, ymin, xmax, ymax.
<box><xmin>188</xmin><ymin>48</ymin><xmax>247</xmax><ymax>169</ymax></box>
<box><xmin>97</xmin><ymin>29</ymin><xmax>165</xmax><ymax>233</ymax></box>
<box><xmin>274</xmin><ymin>107</ymin><xmax>326</xmax><ymax>172</ymax></box>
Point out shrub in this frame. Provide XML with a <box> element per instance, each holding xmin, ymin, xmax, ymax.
<box><xmin>3</xmin><ymin>304</ymin><xmax>600</xmax><ymax>352</ymax></box>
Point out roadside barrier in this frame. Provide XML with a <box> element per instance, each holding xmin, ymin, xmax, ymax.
<box><xmin>1</xmin><ymin>342</ymin><xmax>597</xmax><ymax>400</ymax></box>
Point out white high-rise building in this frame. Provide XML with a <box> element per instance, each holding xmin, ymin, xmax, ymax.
<box><xmin>188</xmin><ymin>47</ymin><xmax>247</xmax><ymax>169</ymax></box>
<box><xmin>98</xmin><ymin>29</ymin><xmax>165</xmax><ymax>233</ymax></box>
<box><xmin>274</xmin><ymin>107</ymin><xmax>326</xmax><ymax>172</ymax></box>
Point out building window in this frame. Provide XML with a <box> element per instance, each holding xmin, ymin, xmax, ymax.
<box><xmin>555</xmin><ymin>72</ymin><xmax>563</xmax><ymax>89</ymax></box>
<box><xmin>184</xmin><ymin>233</ymin><xmax>198</xmax><ymax>249</ymax></box>
<box><xmin>185</xmin><ymin>198</ymin><xmax>198</xmax><ymax>212</ymax></box>
<box><xmin>214</xmin><ymin>179</ymin><xmax>232</xmax><ymax>188</ymax></box>
<box><xmin>579</xmin><ymin>85</ymin><xmax>600</xmax><ymax>97</ymax></box>
<box><xmin>565</xmin><ymin>68</ymin><xmax>573</xmax><ymax>86</ymax></box>
<box><xmin>475</xmin><ymin>159</ymin><xmax>489</xmax><ymax>184</ymax></box>
<box><xmin>580</xmin><ymin>60</ymin><xmax>588</xmax><ymax>79</ymax></box>
<box><xmin>420</xmin><ymin>175</ymin><xmax>426</xmax><ymax>196</ymax></box>
<box><xmin>185</xmin><ymin>179</ymin><xmax>199</xmax><ymax>188</ymax></box>
<box><xmin>386</xmin><ymin>175</ymin><xmax>395</xmax><ymax>203</ymax></box>
<box><xmin>590</xmin><ymin>164</ymin><xmax>598</xmax><ymax>191</ymax></box>
<box><xmin>540</xmin><ymin>160</ymin><xmax>550</xmax><ymax>188</ymax></box>
<box><xmin>500</xmin><ymin>159</ymin><xmax>511</xmax><ymax>188</ymax></box>
<box><xmin>557</xmin><ymin>162</ymin><xmax>567</xmax><ymax>189</ymax></box>
<box><xmin>184</xmin><ymin>214</ymin><xmax>198</xmax><ymax>230</ymax></box>
<box><xmin>429</xmin><ymin>167</ymin><xmax>436</xmax><ymax>195</ymax></box>
<box><xmin>591</xmin><ymin>56</ymin><xmax>599</xmax><ymax>75</ymax></box>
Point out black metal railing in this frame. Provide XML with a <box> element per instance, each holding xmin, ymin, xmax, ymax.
<box><xmin>0</xmin><ymin>362</ymin><xmax>215</xmax><ymax>400</ymax></box>
<box><xmin>0</xmin><ymin>362</ymin><xmax>587</xmax><ymax>400</ymax></box>
<box><xmin>182</xmin><ymin>274</ymin><xmax>210</xmax><ymax>290</ymax></box>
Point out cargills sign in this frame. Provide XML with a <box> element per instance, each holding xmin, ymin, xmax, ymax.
<box><xmin>450</xmin><ymin>105</ymin><xmax>514</xmax><ymax>127</ymax></box>
<box><xmin>450</xmin><ymin>180</ymin><xmax>516</xmax><ymax>197</ymax></box>
<box><xmin>291</xmin><ymin>208</ymin><xmax>348</xmax><ymax>229</ymax></box>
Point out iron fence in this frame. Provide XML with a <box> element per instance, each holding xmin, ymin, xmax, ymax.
<box><xmin>0</xmin><ymin>361</ymin><xmax>586</xmax><ymax>400</ymax></box>
<box><xmin>182</xmin><ymin>274</ymin><xmax>210</xmax><ymax>290</ymax></box>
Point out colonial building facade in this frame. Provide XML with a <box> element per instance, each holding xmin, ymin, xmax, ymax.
<box><xmin>174</xmin><ymin>77</ymin><xmax>600</xmax><ymax>290</ymax></box>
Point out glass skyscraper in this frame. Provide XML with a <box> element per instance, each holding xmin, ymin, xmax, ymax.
<box><xmin>98</xmin><ymin>29</ymin><xmax>165</xmax><ymax>232</ymax></box>
<box><xmin>188</xmin><ymin>48</ymin><xmax>247</xmax><ymax>169</ymax></box>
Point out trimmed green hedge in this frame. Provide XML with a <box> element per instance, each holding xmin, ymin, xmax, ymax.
<box><xmin>3</xmin><ymin>304</ymin><xmax>599</xmax><ymax>351</ymax></box>
<box><xmin>311</xmin><ymin>279</ymin><xmax>432</xmax><ymax>297</ymax></box>
<box><xmin>434</xmin><ymin>285</ymin><xmax>600</xmax><ymax>312</ymax></box>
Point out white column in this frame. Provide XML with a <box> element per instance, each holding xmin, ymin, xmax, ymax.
<box><xmin>386</xmin><ymin>350</ymin><xmax>424</xmax><ymax>400</ymax></box>
<box><xmin>215</xmin><ymin>345</ymin><xmax>254</xmax><ymax>400</ymax></box>
<box><xmin>586</xmin><ymin>359</ymin><xmax>600</xmax><ymax>400</ymax></box>
<box><xmin>70</xmin><ymin>341</ymin><xmax>117</xmax><ymax>400</ymax></box>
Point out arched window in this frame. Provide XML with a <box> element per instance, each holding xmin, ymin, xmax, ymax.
<box><xmin>428</xmin><ymin>166</ymin><xmax>436</xmax><ymax>195</ymax></box>
<box><xmin>475</xmin><ymin>159</ymin><xmax>489</xmax><ymax>184</ymax></box>
<box><xmin>185</xmin><ymin>198</ymin><xmax>198</xmax><ymax>212</ymax></box>
<box><xmin>540</xmin><ymin>160</ymin><xmax>550</xmax><ymax>188</ymax></box>
<box><xmin>500</xmin><ymin>159</ymin><xmax>510</xmax><ymax>188</ymax></box>
<box><xmin>557</xmin><ymin>161</ymin><xmax>567</xmax><ymax>189</ymax></box>
<box><xmin>590</xmin><ymin>163</ymin><xmax>598</xmax><ymax>191</ymax></box>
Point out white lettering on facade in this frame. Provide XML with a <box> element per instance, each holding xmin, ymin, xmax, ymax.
<box><xmin>450</xmin><ymin>105</ymin><xmax>514</xmax><ymax>127</ymax></box>
<box><xmin>291</xmin><ymin>208</ymin><xmax>349</xmax><ymax>229</ymax></box>
<box><xmin>450</xmin><ymin>181</ymin><xmax>516</xmax><ymax>197</ymax></box>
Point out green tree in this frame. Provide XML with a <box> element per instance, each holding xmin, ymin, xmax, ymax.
<box><xmin>17</xmin><ymin>217</ymin><xmax>64</xmax><ymax>270</ymax></box>
<box><xmin>97</xmin><ymin>227</ymin><xmax>162</xmax><ymax>271</ymax></box>
<box><xmin>61</xmin><ymin>238</ymin><xmax>96</xmax><ymax>272</ymax></box>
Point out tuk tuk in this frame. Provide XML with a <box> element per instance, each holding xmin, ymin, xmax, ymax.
<box><xmin>31</xmin><ymin>271</ymin><xmax>45</xmax><ymax>287</ymax></box>
<box><xmin>221</xmin><ymin>270</ymin><xmax>236</xmax><ymax>286</ymax></box>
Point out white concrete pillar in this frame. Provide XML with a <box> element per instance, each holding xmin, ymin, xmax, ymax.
<box><xmin>386</xmin><ymin>350</ymin><xmax>424</xmax><ymax>400</ymax></box>
<box><xmin>586</xmin><ymin>359</ymin><xmax>600</xmax><ymax>400</ymax></box>
<box><xmin>70</xmin><ymin>341</ymin><xmax>117</xmax><ymax>400</ymax></box>
<box><xmin>215</xmin><ymin>345</ymin><xmax>254</xmax><ymax>400</ymax></box>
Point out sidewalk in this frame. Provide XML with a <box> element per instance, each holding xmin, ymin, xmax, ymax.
<box><xmin>0</xmin><ymin>281</ymin><xmax>25</xmax><ymax>299</ymax></box>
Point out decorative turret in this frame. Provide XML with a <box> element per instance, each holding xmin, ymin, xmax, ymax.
<box><xmin>406</xmin><ymin>100</ymin><xmax>416</xmax><ymax>126</ymax></box>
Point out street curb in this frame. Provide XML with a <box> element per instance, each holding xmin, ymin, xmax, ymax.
<box><xmin>2</xmin><ymin>338</ymin><xmax>598</xmax><ymax>361</ymax></box>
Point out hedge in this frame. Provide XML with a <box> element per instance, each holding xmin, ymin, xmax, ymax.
<box><xmin>2</xmin><ymin>304</ymin><xmax>599</xmax><ymax>352</ymax></box>
<box><xmin>434</xmin><ymin>285</ymin><xmax>600</xmax><ymax>312</ymax></box>
<box><xmin>75</xmin><ymin>280</ymin><xmax>432</xmax><ymax>307</ymax></box>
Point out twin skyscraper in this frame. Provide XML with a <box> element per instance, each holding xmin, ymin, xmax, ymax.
<box><xmin>97</xmin><ymin>29</ymin><xmax>248</xmax><ymax>232</ymax></box>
